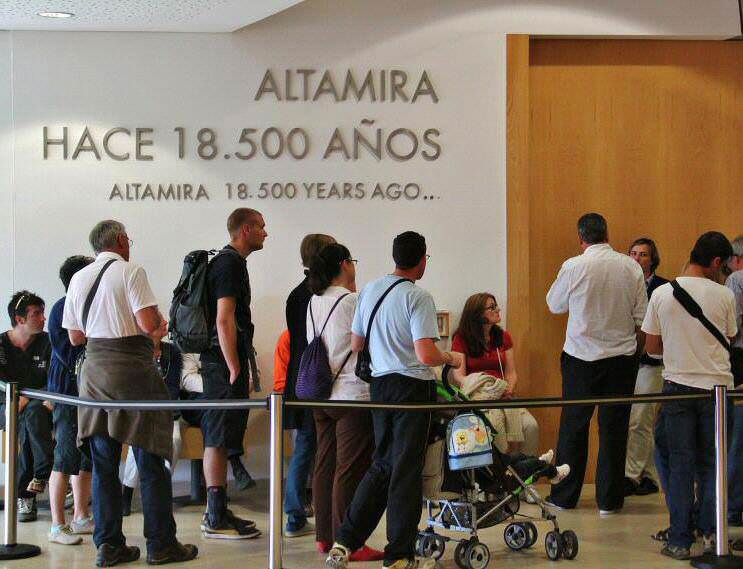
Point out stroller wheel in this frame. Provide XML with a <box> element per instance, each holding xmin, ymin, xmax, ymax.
<box><xmin>464</xmin><ymin>540</ymin><xmax>490</xmax><ymax>569</ymax></box>
<box><xmin>416</xmin><ymin>532</ymin><xmax>446</xmax><ymax>560</ymax></box>
<box><xmin>504</xmin><ymin>523</ymin><xmax>529</xmax><ymax>550</ymax></box>
<box><xmin>454</xmin><ymin>540</ymin><xmax>469</xmax><ymax>569</ymax></box>
<box><xmin>560</xmin><ymin>530</ymin><xmax>579</xmax><ymax>560</ymax></box>
<box><xmin>524</xmin><ymin>522</ymin><xmax>538</xmax><ymax>548</ymax></box>
<box><xmin>545</xmin><ymin>530</ymin><xmax>563</xmax><ymax>560</ymax></box>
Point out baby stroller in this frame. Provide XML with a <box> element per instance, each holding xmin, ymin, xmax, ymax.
<box><xmin>417</xmin><ymin>370</ymin><xmax>578</xmax><ymax>569</ymax></box>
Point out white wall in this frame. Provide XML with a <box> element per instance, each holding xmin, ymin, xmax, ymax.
<box><xmin>0</xmin><ymin>0</ymin><xmax>738</xmax><ymax>472</ymax></box>
<box><xmin>0</xmin><ymin>32</ymin><xmax>13</xmax><ymax>313</ymax></box>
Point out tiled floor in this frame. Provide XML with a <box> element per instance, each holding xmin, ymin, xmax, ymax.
<box><xmin>2</xmin><ymin>483</ymin><xmax>741</xmax><ymax>568</ymax></box>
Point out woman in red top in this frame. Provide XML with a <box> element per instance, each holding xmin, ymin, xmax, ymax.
<box><xmin>451</xmin><ymin>293</ymin><xmax>539</xmax><ymax>455</ymax></box>
<box><xmin>451</xmin><ymin>292</ymin><xmax>518</xmax><ymax>397</ymax></box>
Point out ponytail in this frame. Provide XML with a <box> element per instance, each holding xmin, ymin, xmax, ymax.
<box><xmin>307</xmin><ymin>243</ymin><xmax>351</xmax><ymax>295</ymax></box>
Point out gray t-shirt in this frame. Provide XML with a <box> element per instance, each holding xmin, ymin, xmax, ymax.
<box><xmin>726</xmin><ymin>270</ymin><xmax>743</xmax><ymax>350</ymax></box>
<box><xmin>352</xmin><ymin>275</ymin><xmax>440</xmax><ymax>381</ymax></box>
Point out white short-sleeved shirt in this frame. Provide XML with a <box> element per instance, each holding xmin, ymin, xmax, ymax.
<box><xmin>351</xmin><ymin>275</ymin><xmax>439</xmax><ymax>381</ymax></box>
<box><xmin>63</xmin><ymin>252</ymin><xmax>158</xmax><ymax>339</ymax></box>
<box><xmin>641</xmin><ymin>276</ymin><xmax>738</xmax><ymax>390</ymax></box>
<box><xmin>306</xmin><ymin>286</ymin><xmax>368</xmax><ymax>401</ymax></box>
<box><xmin>546</xmin><ymin>243</ymin><xmax>648</xmax><ymax>361</ymax></box>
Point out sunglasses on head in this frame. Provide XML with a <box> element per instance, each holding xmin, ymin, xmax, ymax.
<box><xmin>14</xmin><ymin>294</ymin><xmax>28</xmax><ymax>312</ymax></box>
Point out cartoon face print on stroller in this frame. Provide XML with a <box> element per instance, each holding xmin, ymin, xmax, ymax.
<box><xmin>417</xmin><ymin>366</ymin><xmax>579</xmax><ymax>568</ymax></box>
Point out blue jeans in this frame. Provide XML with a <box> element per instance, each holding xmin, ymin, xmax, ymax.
<box><xmin>728</xmin><ymin>405</ymin><xmax>743</xmax><ymax>516</ymax></box>
<box><xmin>89</xmin><ymin>435</ymin><xmax>177</xmax><ymax>555</ymax></box>
<box><xmin>662</xmin><ymin>382</ymin><xmax>732</xmax><ymax>549</ymax></box>
<box><xmin>284</xmin><ymin>423</ymin><xmax>316</xmax><ymax>531</ymax></box>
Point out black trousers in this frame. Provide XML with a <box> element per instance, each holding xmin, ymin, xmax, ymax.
<box><xmin>550</xmin><ymin>352</ymin><xmax>637</xmax><ymax>510</ymax></box>
<box><xmin>17</xmin><ymin>400</ymin><xmax>54</xmax><ymax>498</ymax></box>
<box><xmin>336</xmin><ymin>374</ymin><xmax>434</xmax><ymax>565</ymax></box>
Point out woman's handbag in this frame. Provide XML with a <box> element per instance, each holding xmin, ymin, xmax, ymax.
<box><xmin>355</xmin><ymin>278</ymin><xmax>411</xmax><ymax>382</ymax></box>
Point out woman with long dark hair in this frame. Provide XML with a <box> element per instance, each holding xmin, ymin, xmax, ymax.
<box><xmin>306</xmin><ymin>243</ymin><xmax>382</xmax><ymax>562</ymax></box>
<box><xmin>451</xmin><ymin>292</ymin><xmax>539</xmax><ymax>455</ymax></box>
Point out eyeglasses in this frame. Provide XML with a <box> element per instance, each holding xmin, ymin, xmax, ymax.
<box><xmin>347</xmin><ymin>258</ymin><xmax>359</xmax><ymax>264</ymax></box>
<box><xmin>484</xmin><ymin>305</ymin><xmax>500</xmax><ymax>312</ymax></box>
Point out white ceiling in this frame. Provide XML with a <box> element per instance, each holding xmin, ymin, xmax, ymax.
<box><xmin>0</xmin><ymin>0</ymin><xmax>305</xmax><ymax>32</ymax></box>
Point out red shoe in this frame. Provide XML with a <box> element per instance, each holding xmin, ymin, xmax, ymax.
<box><xmin>316</xmin><ymin>541</ymin><xmax>332</xmax><ymax>554</ymax></box>
<box><xmin>349</xmin><ymin>545</ymin><xmax>384</xmax><ymax>562</ymax></box>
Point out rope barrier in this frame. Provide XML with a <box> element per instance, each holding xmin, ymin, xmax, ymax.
<box><xmin>1</xmin><ymin>380</ymin><xmax>741</xmax><ymax>567</ymax></box>
<box><xmin>1</xmin><ymin>380</ymin><xmax>723</xmax><ymax>412</ymax></box>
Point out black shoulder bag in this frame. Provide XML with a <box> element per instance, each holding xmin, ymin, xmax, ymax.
<box><xmin>73</xmin><ymin>259</ymin><xmax>117</xmax><ymax>377</ymax></box>
<box><xmin>670</xmin><ymin>280</ymin><xmax>741</xmax><ymax>386</ymax></box>
<box><xmin>355</xmin><ymin>278</ymin><xmax>412</xmax><ymax>382</ymax></box>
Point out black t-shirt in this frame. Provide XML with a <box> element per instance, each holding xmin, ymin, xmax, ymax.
<box><xmin>0</xmin><ymin>331</ymin><xmax>51</xmax><ymax>390</ymax></box>
<box><xmin>205</xmin><ymin>245</ymin><xmax>254</xmax><ymax>357</ymax></box>
<box><xmin>283</xmin><ymin>277</ymin><xmax>313</xmax><ymax>428</ymax></box>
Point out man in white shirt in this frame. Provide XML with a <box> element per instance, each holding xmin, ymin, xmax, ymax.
<box><xmin>723</xmin><ymin>235</ymin><xmax>743</xmax><ymax>536</ymax></box>
<box><xmin>63</xmin><ymin>220</ymin><xmax>197</xmax><ymax>566</ymax></box>
<box><xmin>642</xmin><ymin>232</ymin><xmax>737</xmax><ymax>560</ymax></box>
<box><xmin>545</xmin><ymin>213</ymin><xmax>647</xmax><ymax>515</ymax></box>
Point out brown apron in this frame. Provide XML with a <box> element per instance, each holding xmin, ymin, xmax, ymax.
<box><xmin>78</xmin><ymin>336</ymin><xmax>173</xmax><ymax>459</ymax></box>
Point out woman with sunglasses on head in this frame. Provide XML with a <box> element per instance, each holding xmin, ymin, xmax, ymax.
<box><xmin>451</xmin><ymin>293</ymin><xmax>539</xmax><ymax>456</ymax></box>
<box><xmin>305</xmin><ymin>243</ymin><xmax>383</xmax><ymax>563</ymax></box>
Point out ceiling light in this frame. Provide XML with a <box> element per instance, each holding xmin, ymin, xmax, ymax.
<box><xmin>37</xmin><ymin>11</ymin><xmax>74</xmax><ymax>18</ymax></box>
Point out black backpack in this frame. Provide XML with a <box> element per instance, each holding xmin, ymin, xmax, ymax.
<box><xmin>169</xmin><ymin>249</ymin><xmax>216</xmax><ymax>353</ymax></box>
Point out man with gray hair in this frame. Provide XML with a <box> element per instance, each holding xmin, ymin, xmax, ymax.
<box><xmin>546</xmin><ymin>213</ymin><xmax>647</xmax><ymax>515</ymax></box>
<box><xmin>63</xmin><ymin>220</ymin><xmax>197</xmax><ymax>566</ymax></box>
<box><xmin>725</xmin><ymin>235</ymin><xmax>743</xmax><ymax>537</ymax></box>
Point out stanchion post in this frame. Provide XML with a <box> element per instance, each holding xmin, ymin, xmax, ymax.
<box><xmin>691</xmin><ymin>384</ymin><xmax>742</xmax><ymax>569</ymax></box>
<box><xmin>269</xmin><ymin>392</ymin><xmax>285</xmax><ymax>569</ymax></box>
<box><xmin>0</xmin><ymin>383</ymin><xmax>41</xmax><ymax>559</ymax></box>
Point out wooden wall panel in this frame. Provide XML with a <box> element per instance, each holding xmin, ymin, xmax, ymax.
<box><xmin>508</xmin><ymin>37</ymin><xmax>743</xmax><ymax>482</ymax></box>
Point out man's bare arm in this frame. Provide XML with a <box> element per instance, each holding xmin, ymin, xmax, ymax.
<box><xmin>216</xmin><ymin>297</ymin><xmax>241</xmax><ymax>384</ymax></box>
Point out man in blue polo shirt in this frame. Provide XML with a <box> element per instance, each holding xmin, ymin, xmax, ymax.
<box><xmin>326</xmin><ymin>231</ymin><xmax>462</xmax><ymax>569</ymax></box>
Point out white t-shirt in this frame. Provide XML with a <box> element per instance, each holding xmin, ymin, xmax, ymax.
<box><xmin>306</xmin><ymin>286</ymin><xmax>369</xmax><ymax>401</ymax></box>
<box><xmin>641</xmin><ymin>276</ymin><xmax>738</xmax><ymax>390</ymax></box>
<box><xmin>546</xmin><ymin>244</ymin><xmax>647</xmax><ymax>361</ymax></box>
<box><xmin>62</xmin><ymin>251</ymin><xmax>158</xmax><ymax>339</ymax></box>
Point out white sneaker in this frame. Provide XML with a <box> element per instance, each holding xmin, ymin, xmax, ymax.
<box><xmin>539</xmin><ymin>449</ymin><xmax>555</xmax><ymax>464</ymax></box>
<box><xmin>326</xmin><ymin>543</ymin><xmax>350</xmax><ymax>569</ymax></box>
<box><xmin>48</xmin><ymin>525</ymin><xmax>83</xmax><ymax>545</ymax></box>
<box><xmin>71</xmin><ymin>516</ymin><xmax>94</xmax><ymax>534</ymax></box>
<box><xmin>549</xmin><ymin>464</ymin><xmax>571</xmax><ymax>484</ymax></box>
<box><xmin>18</xmin><ymin>497</ymin><xmax>37</xmax><ymax>522</ymax></box>
<box><xmin>599</xmin><ymin>508</ymin><xmax>621</xmax><ymax>516</ymax></box>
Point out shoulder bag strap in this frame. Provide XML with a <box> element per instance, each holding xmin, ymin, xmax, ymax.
<box><xmin>319</xmin><ymin>293</ymin><xmax>350</xmax><ymax>336</ymax></box>
<box><xmin>52</xmin><ymin>348</ymin><xmax>73</xmax><ymax>375</ymax></box>
<box><xmin>331</xmin><ymin>351</ymin><xmax>354</xmax><ymax>386</ymax></box>
<box><xmin>82</xmin><ymin>259</ymin><xmax>117</xmax><ymax>333</ymax></box>
<box><xmin>670</xmin><ymin>280</ymin><xmax>731</xmax><ymax>353</ymax></box>
<box><xmin>361</xmin><ymin>278</ymin><xmax>412</xmax><ymax>353</ymax></box>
